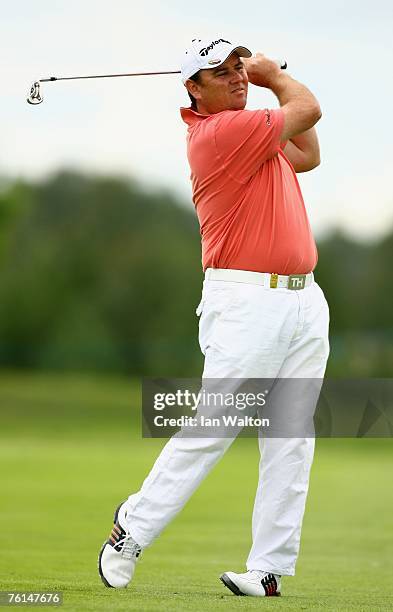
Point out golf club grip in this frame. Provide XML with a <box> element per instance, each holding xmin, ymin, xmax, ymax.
<box><xmin>276</xmin><ymin>60</ymin><xmax>287</xmax><ymax>70</ymax></box>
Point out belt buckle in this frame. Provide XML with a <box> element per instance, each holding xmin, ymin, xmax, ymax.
<box><xmin>288</xmin><ymin>274</ymin><xmax>306</xmax><ymax>290</ymax></box>
<box><xmin>270</xmin><ymin>273</ymin><xmax>279</xmax><ymax>288</ymax></box>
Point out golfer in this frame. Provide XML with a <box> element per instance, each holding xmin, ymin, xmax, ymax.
<box><xmin>99</xmin><ymin>36</ymin><xmax>329</xmax><ymax>597</ymax></box>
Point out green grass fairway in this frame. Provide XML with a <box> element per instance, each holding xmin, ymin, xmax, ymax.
<box><xmin>1</xmin><ymin>372</ymin><xmax>392</xmax><ymax>611</ymax></box>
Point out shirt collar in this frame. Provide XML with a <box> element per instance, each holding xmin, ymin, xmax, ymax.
<box><xmin>180</xmin><ymin>106</ymin><xmax>212</xmax><ymax>126</ymax></box>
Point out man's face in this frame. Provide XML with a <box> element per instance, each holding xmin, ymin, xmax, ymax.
<box><xmin>187</xmin><ymin>52</ymin><xmax>248</xmax><ymax>114</ymax></box>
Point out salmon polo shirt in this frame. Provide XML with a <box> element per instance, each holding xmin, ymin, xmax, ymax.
<box><xmin>180</xmin><ymin>106</ymin><xmax>318</xmax><ymax>275</ymax></box>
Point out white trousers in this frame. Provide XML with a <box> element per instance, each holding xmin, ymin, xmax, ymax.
<box><xmin>125</xmin><ymin>274</ymin><xmax>330</xmax><ymax>576</ymax></box>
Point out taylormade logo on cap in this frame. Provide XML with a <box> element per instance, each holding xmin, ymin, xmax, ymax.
<box><xmin>180</xmin><ymin>36</ymin><xmax>252</xmax><ymax>83</ymax></box>
<box><xmin>199</xmin><ymin>39</ymin><xmax>231</xmax><ymax>57</ymax></box>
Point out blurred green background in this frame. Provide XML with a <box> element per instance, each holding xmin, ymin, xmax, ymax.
<box><xmin>0</xmin><ymin>172</ymin><xmax>392</xmax><ymax>610</ymax></box>
<box><xmin>0</xmin><ymin>170</ymin><xmax>392</xmax><ymax>377</ymax></box>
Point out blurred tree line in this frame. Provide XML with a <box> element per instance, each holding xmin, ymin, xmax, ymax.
<box><xmin>0</xmin><ymin>171</ymin><xmax>391</xmax><ymax>377</ymax></box>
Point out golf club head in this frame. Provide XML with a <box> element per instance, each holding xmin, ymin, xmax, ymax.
<box><xmin>27</xmin><ymin>81</ymin><xmax>43</xmax><ymax>105</ymax></box>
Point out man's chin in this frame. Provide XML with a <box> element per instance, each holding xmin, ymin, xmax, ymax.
<box><xmin>230</xmin><ymin>91</ymin><xmax>247</xmax><ymax>110</ymax></box>
<box><xmin>230</xmin><ymin>100</ymin><xmax>247</xmax><ymax>110</ymax></box>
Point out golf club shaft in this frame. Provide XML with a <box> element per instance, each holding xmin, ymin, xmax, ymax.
<box><xmin>38</xmin><ymin>60</ymin><xmax>287</xmax><ymax>83</ymax></box>
<box><xmin>39</xmin><ymin>71</ymin><xmax>182</xmax><ymax>83</ymax></box>
<box><xmin>27</xmin><ymin>61</ymin><xmax>287</xmax><ymax>104</ymax></box>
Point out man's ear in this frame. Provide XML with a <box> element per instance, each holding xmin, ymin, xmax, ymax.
<box><xmin>185</xmin><ymin>79</ymin><xmax>201</xmax><ymax>101</ymax></box>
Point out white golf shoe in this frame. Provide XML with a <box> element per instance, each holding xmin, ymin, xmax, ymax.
<box><xmin>220</xmin><ymin>570</ymin><xmax>281</xmax><ymax>597</ymax></box>
<box><xmin>98</xmin><ymin>501</ymin><xmax>142</xmax><ymax>588</ymax></box>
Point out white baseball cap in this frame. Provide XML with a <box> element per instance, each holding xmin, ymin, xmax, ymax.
<box><xmin>180</xmin><ymin>37</ymin><xmax>252</xmax><ymax>83</ymax></box>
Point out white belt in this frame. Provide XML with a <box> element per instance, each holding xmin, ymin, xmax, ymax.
<box><xmin>205</xmin><ymin>268</ymin><xmax>313</xmax><ymax>290</ymax></box>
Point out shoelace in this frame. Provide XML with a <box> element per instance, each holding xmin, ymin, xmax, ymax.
<box><xmin>118</xmin><ymin>534</ymin><xmax>142</xmax><ymax>560</ymax></box>
<box><xmin>250</xmin><ymin>570</ymin><xmax>280</xmax><ymax>579</ymax></box>
<box><xmin>249</xmin><ymin>570</ymin><xmax>264</xmax><ymax>579</ymax></box>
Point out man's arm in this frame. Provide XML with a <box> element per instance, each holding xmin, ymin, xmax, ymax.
<box><xmin>283</xmin><ymin>127</ymin><xmax>320</xmax><ymax>173</ymax></box>
<box><xmin>242</xmin><ymin>54</ymin><xmax>322</xmax><ymax>169</ymax></box>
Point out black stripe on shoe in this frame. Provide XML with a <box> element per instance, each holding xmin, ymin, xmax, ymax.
<box><xmin>220</xmin><ymin>573</ymin><xmax>246</xmax><ymax>596</ymax></box>
<box><xmin>261</xmin><ymin>573</ymin><xmax>281</xmax><ymax>596</ymax></box>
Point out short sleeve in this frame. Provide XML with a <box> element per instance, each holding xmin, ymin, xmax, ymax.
<box><xmin>214</xmin><ymin>108</ymin><xmax>284</xmax><ymax>183</ymax></box>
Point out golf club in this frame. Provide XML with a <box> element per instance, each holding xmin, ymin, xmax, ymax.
<box><xmin>26</xmin><ymin>60</ymin><xmax>287</xmax><ymax>105</ymax></box>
